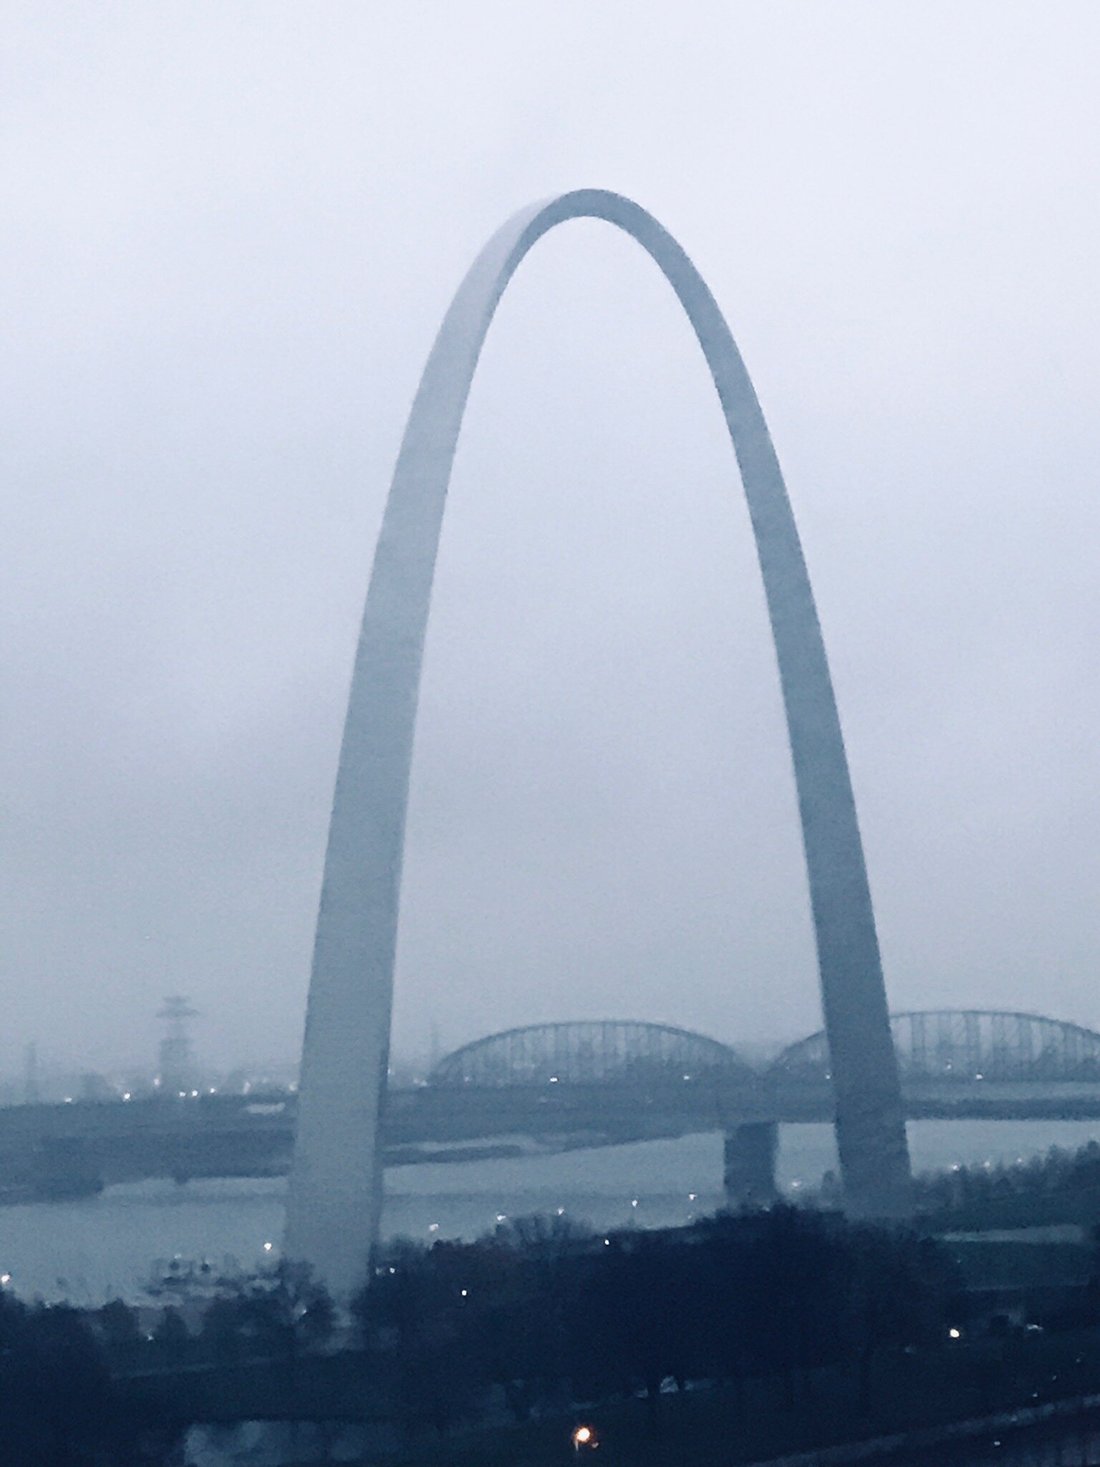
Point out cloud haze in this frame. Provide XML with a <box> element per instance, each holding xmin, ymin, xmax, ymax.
<box><xmin>3</xmin><ymin>2</ymin><xmax>1099</xmax><ymax>1074</ymax></box>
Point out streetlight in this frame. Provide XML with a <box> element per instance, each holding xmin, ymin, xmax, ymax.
<box><xmin>572</xmin><ymin>1423</ymin><xmax>598</xmax><ymax>1453</ymax></box>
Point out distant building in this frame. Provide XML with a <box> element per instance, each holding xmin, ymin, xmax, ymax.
<box><xmin>157</xmin><ymin>996</ymin><xmax>198</xmax><ymax>1096</ymax></box>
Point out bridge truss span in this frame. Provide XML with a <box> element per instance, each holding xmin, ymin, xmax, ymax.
<box><xmin>772</xmin><ymin>1010</ymin><xmax>1100</xmax><ymax>1086</ymax></box>
<box><xmin>430</xmin><ymin>1020</ymin><xmax>753</xmax><ymax>1089</ymax></box>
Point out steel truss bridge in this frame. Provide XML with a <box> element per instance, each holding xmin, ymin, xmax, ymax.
<box><xmin>431</xmin><ymin>1012</ymin><xmax>1100</xmax><ymax>1089</ymax></box>
<box><xmin>773</xmin><ymin>1011</ymin><xmax>1100</xmax><ymax>1086</ymax></box>
<box><xmin>4</xmin><ymin>1010</ymin><xmax>1100</xmax><ymax>1202</ymax></box>
<box><xmin>431</xmin><ymin>1019</ymin><xmax>755</xmax><ymax>1088</ymax></box>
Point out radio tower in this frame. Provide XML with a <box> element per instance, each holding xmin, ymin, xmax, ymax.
<box><xmin>158</xmin><ymin>995</ymin><xmax>198</xmax><ymax>1095</ymax></box>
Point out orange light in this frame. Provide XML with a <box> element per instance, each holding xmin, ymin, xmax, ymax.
<box><xmin>572</xmin><ymin>1424</ymin><xmax>598</xmax><ymax>1449</ymax></box>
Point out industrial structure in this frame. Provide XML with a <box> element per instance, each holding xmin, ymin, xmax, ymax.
<box><xmin>157</xmin><ymin>996</ymin><xmax>199</xmax><ymax>1096</ymax></box>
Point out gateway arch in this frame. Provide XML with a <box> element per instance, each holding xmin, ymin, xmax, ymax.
<box><xmin>285</xmin><ymin>189</ymin><xmax>912</xmax><ymax>1294</ymax></box>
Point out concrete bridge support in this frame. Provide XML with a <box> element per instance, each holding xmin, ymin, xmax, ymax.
<box><xmin>723</xmin><ymin>1123</ymin><xmax>779</xmax><ymax>1208</ymax></box>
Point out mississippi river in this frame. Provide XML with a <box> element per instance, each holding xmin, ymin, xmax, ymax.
<box><xmin>1</xmin><ymin>1119</ymin><xmax>1097</xmax><ymax>1303</ymax></box>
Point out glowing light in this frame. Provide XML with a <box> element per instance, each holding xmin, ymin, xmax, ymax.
<box><xmin>556</xmin><ymin>1207</ymin><xmax>565</xmax><ymax>1216</ymax></box>
<box><xmin>688</xmin><ymin>1192</ymin><xmax>696</xmax><ymax>1202</ymax></box>
<box><xmin>122</xmin><ymin>1093</ymin><xmax>131</xmax><ymax>1102</ymax></box>
<box><xmin>460</xmin><ymin>1288</ymin><xmax>468</xmax><ymax>1297</ymax></box>
<box><xmin>0</xmin><ymin>1274</ymin><xmax>10</xmax><ymax>1285</ymax></box>
<box><xmin>428</xmin><ymin>1222</ymin><xmax>440</xmax><ymax>1233</ymax></box>
<box><xmin>630</xmin><ymin>1198</ymin><xmax>638</xmax><ymax>1208</ymax></box>
<box><xmin>572</xmin><ymin>1424</ymin><xmax>598</xmax><ymax>1451</ymax></box>
<box><xmin>495</xmin><ymin>1213</ymin><xmax>507</xmax><ymax>1223</ymax></box>
<box><xmin>948</xmin><ymin>1327</ymin><xmax>961</xmax><ymax>1339</ymax></box>
<box><xmin>263</xmin><ymin>1241</ymin><xmax>274</xmax><ymax>1252</ymax></box>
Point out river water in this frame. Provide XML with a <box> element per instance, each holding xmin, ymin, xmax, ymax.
<box><xmin>1</xmin><ymin>1118</ymin><xmax>1098</xmax><ymax>1304</ymax></box>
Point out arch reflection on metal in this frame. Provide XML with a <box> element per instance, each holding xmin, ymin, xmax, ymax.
<box><xmin>285</xmin><ymin>189</ymin><xmax>912</xmax><ymax>1295</ymax></box>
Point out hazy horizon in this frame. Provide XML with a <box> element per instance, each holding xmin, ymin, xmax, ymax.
<box><xmin>4</xmin><ymin>2</ymin><xmax>1100</xmax><ymax>1076</ymax></box>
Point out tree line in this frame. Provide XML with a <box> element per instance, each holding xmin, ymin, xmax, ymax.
<box><xmin>0</xmin><ymin>1289</ymin><xmax>180</xmax><ymax>1466</ymax></box>
<box><xmin>352</xmin><ymin>1206</ymin><xmax>960</xmax><ymax>1438</ymax></box>
<box><xmin>914</xmin><ymin>1139</ymin><xmax>1100</xmax><ymax>1227</ymax></box>
<box><xmin>0</xmin><ymin>1204</ymin><xmax>962</xmax><ymax>1455</ymax></box>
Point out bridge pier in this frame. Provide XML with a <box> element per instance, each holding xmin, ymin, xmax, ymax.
<box><xmin>723</xmin><ymin>1123</ymin><xmax>779</xmax><ymax>1208</ymax></box>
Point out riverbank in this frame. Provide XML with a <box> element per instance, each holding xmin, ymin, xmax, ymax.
<box><xmin>7</xmin><ymin>1120</ymin><xmax>1100</xmax><ymax>1305</ymax></box>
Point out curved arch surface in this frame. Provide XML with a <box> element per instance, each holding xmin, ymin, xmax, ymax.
<box><xmin>285</xmin><ymin>189</ymin><xmax>911</xmax><ymax>1293</ymax></box>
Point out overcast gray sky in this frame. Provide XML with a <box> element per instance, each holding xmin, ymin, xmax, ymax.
<box><xmin>3</xmin><ymin>2</ymin><xmax>1100</xmax><ymax>1075</ymax></box>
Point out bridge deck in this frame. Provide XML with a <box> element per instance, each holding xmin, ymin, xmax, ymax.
<box><xmin>2</xmin><ymin>1077</ymin><xmax>1100</xmax><ymax>1200</ymax></box>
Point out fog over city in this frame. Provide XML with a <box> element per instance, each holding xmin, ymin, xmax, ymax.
<box><xmin>4</xmin><ymin>2</ymin><xmax>1100</xmax><ymax>1076</ymax></box>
